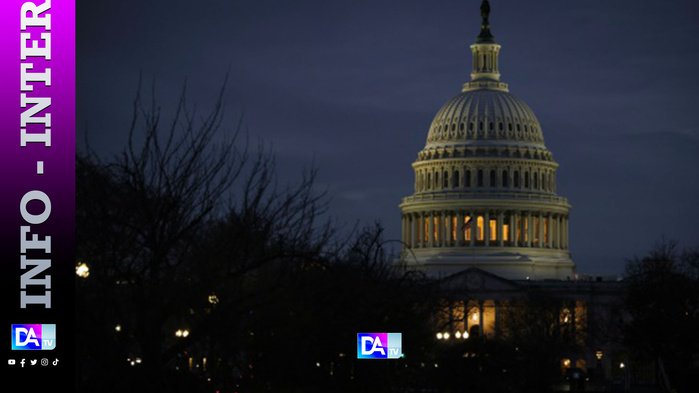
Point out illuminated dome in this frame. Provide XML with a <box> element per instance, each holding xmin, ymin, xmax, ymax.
<box><xmin>425</xmin><ymin>90</ymin><xmax>545</xmax><ymax>149</ymax></box>
<box><xmin>398</xmin><ymin>0</ymin><xmax>574</xmax><ymax>280</ymax></box>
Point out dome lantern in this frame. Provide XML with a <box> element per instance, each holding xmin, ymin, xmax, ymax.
<box><xmin>466</xmin><ymin>0</ymin><xmax>508</xmax><ymax>92</ymax></box>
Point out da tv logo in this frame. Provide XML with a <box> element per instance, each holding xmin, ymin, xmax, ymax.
<box><xmin>357</xmin><ymin>333</ymin><xmax>401</xmax><ymax>359</ymax></box>
<box><xmin>11</xmin><ymin>324</ymin><xmax>56</xmax><ymax>350</ymax></box>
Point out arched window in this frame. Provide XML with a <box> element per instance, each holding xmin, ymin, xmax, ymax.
<box><xmin>443</xmin><ymin>170</ymin><xmax>449</xmax><ymax>188</ymax></box>
<box><xmin>489</xmin><ymin>170</ymin><xmax>496</xmax><ymax>187</ymax></box>
<box><xmin>435</xmin><ymin>171</ymin><xmax>440</xmax><ymax>188</ymax></box>
<box><xmin>533</xmin><ymin>172</ymin><xmax>538</xmax><ymax>189</ymax></box>
<box><xmin>499</xmin><ymin>122</ymin><xmax>504</xmax><ymax>131</ymax></box>
<box><xmin>502</xmin><ymin>170</ymin><xmax>509</xmax><ymax>188</ymax></box>
<box><xmin>477</xmin><ymin>170</ymin><xmax>484</xmax><ymax>187</ymax></box>
<box><xmin>427</xmin><ymin>173</ymin><xmax>431</xmax><ymax>189</ymax></box>
<box><xmin>524</xmin><ymin>171</ymin><xmax>529</xmax><ymax>188</ymax></box>
<box><xmin>489</xmin><ymin>122</ymin><xmax>494</xmax><ymax>131</ymax></box>
<box><xmin>454</xmin><ymin>170</ymin><xmax>460</xmax><ymax>188</ymax></box>
<box><xmin>465</xmin><ymin>170</ymin><xmax>471</xmax><ymax>187</ymax></box>
<box><xmin>514</xmin><ymin>170</ymin><xmax>520</xmax><ymax>188</ymax></box>
<box><xmin>460</xmin><ymin>123</ymin><xmax>464</xmax><ymax>131</ymax></box>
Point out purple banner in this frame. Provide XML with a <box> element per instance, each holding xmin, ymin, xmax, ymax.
<box><xmin>0</xmin><ymin>0</ymin><xmax>75</xmax><ymax>389</ymax></box>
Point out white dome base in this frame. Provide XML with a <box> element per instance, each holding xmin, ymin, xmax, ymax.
<box><xmin>398</xmin><ymin>247</ymin><xmax>575</xmax><ymax>281</ymax></box>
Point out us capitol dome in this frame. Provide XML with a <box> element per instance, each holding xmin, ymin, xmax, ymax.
<box><xmin>398</xmin><ymin>0</ymin><xmax>574</xmax><ymax>280</ymax></box>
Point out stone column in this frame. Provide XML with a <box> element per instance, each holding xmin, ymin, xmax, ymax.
<box><xmin>484</xmin><ymin>210</ymin><xmax>490</xmax><ymax>246</ymax></box>
<box><xmin>509</xmin><ymin>212</ymin><xmax>516</xmax><ymax>247</ymax></box>
<box><xmin>526</xmin><ymin>212</ymin><xmax>533</xmax><ymax>248</ymax></box>
<box><xmin>494</xmin><ymin>300</ymin><xmax>500</xmax><ymax>338</ymax></box>
<box><xmin>546</xmin><ymin>214</ymin><xmax>553</xmax><ymax>248</ymax></box>
<box><xmin>438</xmin><ymin>212</ymin><xmax>443</xmax><ymax>247</ymax></box>
<box><xmin>538</xmin><ymin>212</ymin><xmax>544</xmax><ymax>248</ymax></box>
<box><xmin>456</xmin><ymin>210</ymin><xmax>464</xmax><ymax>247</ymax></box>
<box><xmin>469</xmin><ymin>211</ymin><xmax>476</xmax><ymax>247</ymax></box>
<box><xmin>479</xmin><ymin>301</ymin><xmax>485</xmax><ymax>337</ymax></box>
<box><xmin>410</xmin><ymin>213</ymin><xmax>420</xmax><ymax>248</ymax></box>
<box><xmin>556</xmin><ymin>214</ymin><xmax>561</xmax><ymax>249</ymax></box>
<box><xmin>428</xmin><ymin>211</ymin><xmax>434</xmax><ymax>247</ymax></box>
<box><xmin>446</xmin><ymin>211</ymin><xmax>453</xmax><ymax>247</ymax></box>
<box><xmin>418</xmin><ymin>212</ymin><xmax>425</xmax><ymax>248</ymax></box>
<box><xmin>497</xmin><ymin>210</ymin><xmax>504</xmax><ymax>247</ymax></box>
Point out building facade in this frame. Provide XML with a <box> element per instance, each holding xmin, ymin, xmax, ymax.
<box><xmin>397</xmin><ymin>2</ymin><xmax>629</xmax><ymax>386</ymax></box>
<box><xmin>399</xmin><ymin>0</ymin><xmax>574</xmax><ymax>280</ymax></box>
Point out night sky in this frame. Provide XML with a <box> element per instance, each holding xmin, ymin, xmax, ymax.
<box><xmin>77</xmin><ymin>0</ymin><xmax>699</xmax><ymax>276</ymax></box>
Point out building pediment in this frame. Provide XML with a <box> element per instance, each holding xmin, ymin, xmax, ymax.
<box><xmin>439</xmin><ymin>267</ymin><xmax>521</xmax><ymax>293</ymax></box>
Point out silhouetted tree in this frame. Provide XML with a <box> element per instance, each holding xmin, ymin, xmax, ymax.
<box><xmin>76</xmin><ymin>79</ymin><xmax>334</xmax><ymax>392</ymax></box>
<box><xmin>622</xmin><ymin>237</ymin><xmax>699</xmax><ymax>392</ymax></box>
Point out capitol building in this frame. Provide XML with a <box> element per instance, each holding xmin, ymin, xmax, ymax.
<box><xmin>399</xmin><ymin>1</ymin><xmax>574</xmax><ymax>281</ymax></box>
<box><xmin>396</xmin><ymin>1</ymin><xmax>628</xmax><ymax>383</ymax></box>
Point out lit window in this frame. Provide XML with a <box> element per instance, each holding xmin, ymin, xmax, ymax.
<box><xmin>424</xmin><ymin>218</ymin><xmax>429</xmax><ymax>243</ymax></box>
<box><xmin>489</xmin><ymin>219</ymin><xmax>497</xmax><ymax>241</ymax></box>
<box><xmin>452</xmin><ymin>216</ymin><xmax>457</xmax><ymax>242</ymax></box>
<box><xmin>433</xmin><ymin>217</ymin><xmax>439</xmax><ymax>244</ymax></box>
<box><xmin>477</xmin><ymin>216</ymin><xmax>484</xmax><ymax>241</ymax></box>
<box><xmin>503</xmin><ymin>224</ymin><xmax>509</xmax><ymax>241</ymax></box>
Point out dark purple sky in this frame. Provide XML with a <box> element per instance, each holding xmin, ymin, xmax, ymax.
<box><xmin>77</xmin><ymin>0</ymin><xmax>699</xmax><ymax>276</ymax></box>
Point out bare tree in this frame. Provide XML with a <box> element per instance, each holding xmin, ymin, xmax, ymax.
<box><xmin>76</xmin><ymin>78</ymin><xmax>333</xmax><ymax>392</ymax></box>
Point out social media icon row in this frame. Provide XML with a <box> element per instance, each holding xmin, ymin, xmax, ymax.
<box><xmin>8</xmin><ymin>358</ymin><xmax>58</xmax><ymax>367</ymax></box>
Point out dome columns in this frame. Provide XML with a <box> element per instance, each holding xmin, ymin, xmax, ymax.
<box><xmin>401</xmin><ymin>208</ymin><xmax>569</xmax><ymax>252</ymax></box>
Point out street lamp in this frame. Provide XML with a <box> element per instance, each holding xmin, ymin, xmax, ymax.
<box><xmin>76</xmin><ymin>262</ymin><xmax>89</xmax><ymax>278</ymax></box>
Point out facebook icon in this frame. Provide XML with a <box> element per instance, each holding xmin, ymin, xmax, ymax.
<box><xmin>357</xmin><ymin>333</ymin><xmax>402</xmax><ymax>359</ymax></box>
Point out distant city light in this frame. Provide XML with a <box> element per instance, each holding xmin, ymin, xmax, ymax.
<box><xmin>436</xmin><ymin>332</ymin><xmax>443</xmax><ymax>340</ymax></box>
